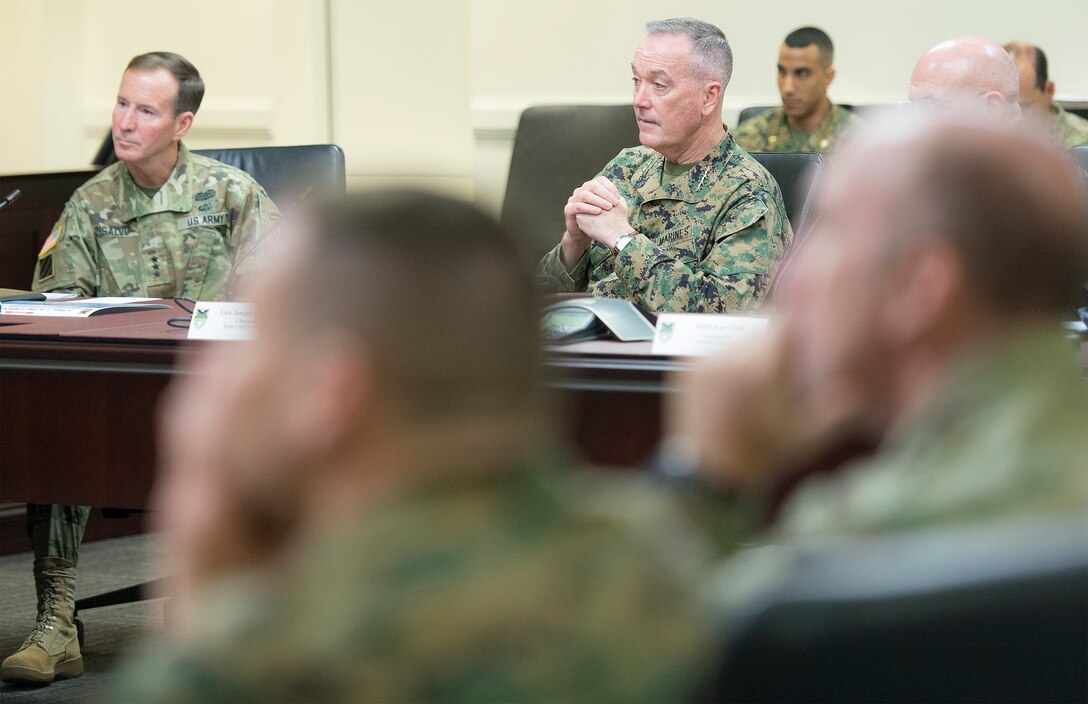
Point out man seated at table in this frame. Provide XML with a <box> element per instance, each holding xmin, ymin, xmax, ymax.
<box><xmin>734</xmin><ymin>26</ymin><xmax>860</xmax><ymax>154</ymax></box>
<box><xmin>1</xmin><ymin>51</ymin><xmax>278</xmax><ymax>685</ymax></box>
<box><xmin>110</xmin><ymin>191</ymin><xmax>711</xmax><ymax>702</ymax></box>
<box><xmin>1005</xmin><ymin>41</ymin><xmax>1088</xmax><ymax>148</ymax></box>
<box><xmin>537</xmin><ymin>17</ymin><xmax>792</xmax><ymax>314</ymax></box>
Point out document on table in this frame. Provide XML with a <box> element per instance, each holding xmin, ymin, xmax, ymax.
<box><xmin>0</xmin><ymin>297</ymin><xmax>169</xmax><ymax>317</ymax></box>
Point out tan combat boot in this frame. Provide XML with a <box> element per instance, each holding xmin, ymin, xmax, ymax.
<box><xmin>1</xmin><ymin>557</ymin><xmax>83</xmax><ymax>683</ymax></box>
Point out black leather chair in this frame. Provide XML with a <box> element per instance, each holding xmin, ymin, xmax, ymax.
<box><xmin>737</xmin><ymin>105</ymin><xmax>778</xmax><ymax>126</ymax></box>
<box><xmin>737</xmin><ymin>103</ymin><xmax>870</xmax><ymax>127</ymax></box>
<box><xmin>748</xmin><ymin>151</ymin><xmax>823</xmax><ymax>232</ymax></box>
<box><xmin>702</xmin><ymin>515</ymin><xmax>1088</xmax><ymax>703</ymax></box>
<box><xmin>194</xmin><ymin>144</ymin><xmax>346</xmax><ymax>204</ymax></box>
<box><xmin>500</xmin><ymin>105</ymin><xmax>641</xmax><ymax>263</ymax></box>
<box><xmin>92</xmin><ymin>135</ymin><xmax>347</xmax><ymax>205</ymax></box>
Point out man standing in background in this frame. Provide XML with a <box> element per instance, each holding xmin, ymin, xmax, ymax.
<box><xmin>735</xmin><ymin>26</ymin><xmax>860</xmax><ymax>154</ymax></box>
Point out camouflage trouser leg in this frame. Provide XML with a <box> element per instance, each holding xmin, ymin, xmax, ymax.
<box><xmin>26</xmin><ymin>503</ymin><xmax>91</xmax><ymax>564</ymax></box>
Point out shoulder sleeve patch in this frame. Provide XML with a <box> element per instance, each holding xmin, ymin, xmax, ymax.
<box><xmin>37</xmin><ymin>253</ymin><xmax>54</xmax><ymax>282</ymax></box>
<box><xmin>38</xmin><ymin>224</ymin><xmax>62</xmax><ymax>258</ymax></box>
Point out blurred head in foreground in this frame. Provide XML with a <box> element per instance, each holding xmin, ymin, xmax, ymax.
<box><xmin>160</xmin><ymin>191</ymin><xmax>544</xmax><ymax>554</ymax></box>
<box><xmin>673</xmin><ymin>110</ymin><xmax>1088</xmax><ymax>495</ymax></box>
<box><xmin>781</xmin><ymin>110</ymin><xmax>1086</xmax><ymax>433</ymax></box>
<box><xmin>123</xmin><ymin>191</ymin><xmax>708</xmax><ymax>702</ymax></box>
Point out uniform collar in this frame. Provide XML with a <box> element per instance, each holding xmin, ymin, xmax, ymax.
<box><xmin>634</xmin><ymin>132</ymin><xmax>736</xmax><ymax>205</ymax></box>
<box><xmin>115</xmin><ymin>142</ymin><xmax>194</xmax><ymax>222</ymax></box>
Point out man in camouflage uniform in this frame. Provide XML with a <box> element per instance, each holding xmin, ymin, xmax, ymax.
<box><xmin>671</xmin><ymin>112</ymin><xmax>1087</xmax><ymax>610</ymax></box>
<box><xmin>538</xmin><ymin>17</ymin><xmax>792</xmax><ymax>314</ymax></box>
<box><xmin>1</xmin><ymin>52</ymin><xmax>278</xmax><ymax>685</ymax></box>
<box><xmin>1005</xmin><ymin>41</ymin><xmax>1088</xmax><ymax>148</ymax></box>
<box><xmin>734</xmin><ymin>26</ymin><xmax>860</xmax><ymax>154</ymax></box>
<box><xmin>110</xmin><ymin>192</ymin><xmax>712</xmax><ymax>702</ymax></box>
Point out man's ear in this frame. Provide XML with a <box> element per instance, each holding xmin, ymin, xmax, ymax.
<box><xmin>174</xmin><ymin>111</ymin><xmax>194</xmax><ymax>141</ymax></box>
<box><xmin>286</xmin><ymin>339</ymin><xmax>372</xmax><ymax>458</ymax></box>
<box><xmin>880</xmin><ymin>241</ymin><xmax>963</xmax><ymax>346</ymax></box>
<box><xmin>981</xmin><ymin>90</ymin><xmax>1007</xmax><ymax>115</ymax></box>
<box><xmin>703</xmin><ymin>81</ymin><xmax>722</xmax><ymax>116</ymax></box>
<box><xmin>1045</xmin><ymin>79</ymin><xmax>1056</xmax><ymax>102</ymax></box>
<box><xmin>825</xmin><ymin>66</ymin><xmax>836</xmax><ymax>87</ymax></box>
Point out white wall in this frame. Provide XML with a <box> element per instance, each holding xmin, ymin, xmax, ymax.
<box><xmin>1</xmin><ymin>0</ymin><xmax>1085</xmax><ymax>209</ymax></box>
<box><xmin>468</xmin><ymin>0</ymin><xmax>1088</xmax><ymax>212</ymax></box>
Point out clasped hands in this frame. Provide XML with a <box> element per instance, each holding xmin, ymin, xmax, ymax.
<box><xmin>560</xmin><ymin>177</ymin><xmax>633</xmax><ymax>268</ymax></box>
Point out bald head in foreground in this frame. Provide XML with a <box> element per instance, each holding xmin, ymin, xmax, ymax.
<box><xmin>672</xmin><ymin>110</ymin><xmax>1087</xmax><ymax>530</ymax></box>
<box><xmin>112</xmin><ymin>192</ymin><xmax>710</xmax><ymax>702</ymax></box>
<box><xmin>909</xmin><ymin>36</ymin><xmax>1020</xmax><ymax>117</ymax></box>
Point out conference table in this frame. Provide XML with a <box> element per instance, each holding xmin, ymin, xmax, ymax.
<box><xmin>0</xmin><ymin>300</ymin><xmax>688</xmax><ymax>510</ymax></box>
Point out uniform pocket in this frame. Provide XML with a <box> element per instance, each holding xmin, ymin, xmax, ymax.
<box><xmin>180</xmin><ymin>226</ymin><xmax>231</xmax><ymax>299</ymax></box>
<box><xmin>95</xmin><ymin>234</ymin><xmax>149</xmax><ymax>296</ymax></box>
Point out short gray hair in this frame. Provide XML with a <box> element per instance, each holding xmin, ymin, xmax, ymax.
<box><xmin>646</xmin><ymin>17</ymin><xmax>733</xmax><ymax>88</ymax></box>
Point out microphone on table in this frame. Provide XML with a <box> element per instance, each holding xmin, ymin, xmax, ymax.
<box><xmin>0</xmin><ymin>188</ymin><xmax>21</xmax><ymax>210</ymax></box>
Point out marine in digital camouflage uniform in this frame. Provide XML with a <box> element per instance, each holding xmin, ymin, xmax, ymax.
<box><xmin>734</xmin><ymin>103</ymin><xmax>859</xmax><ymax>154</ymax></box>
<box><xmin>113</xmin><ymin>458</ymin><xmax>714</xmax><ymax>703</ymax></box>
<box><xmin>538</xmin><ymin>132</ymin><xmax>793</xmax><ymax>313</ymax></box>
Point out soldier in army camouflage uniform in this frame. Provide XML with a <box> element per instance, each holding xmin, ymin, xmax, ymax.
<box><xmin>1005</xmin><ymin>41</ymin><xmax>1088</xmax><ymax>148</ymax></box>
<box><xmin>110</xmin><ymin>192</ymin><xmax>712</xmax><ymax>702</ymax></box>
<box><xmin>1</xmin><ymin>52</ymin><xmax>278</xmax><ymax>686</ymax></box>
<box><xmin>538</xmin><ymin>18</ymin><xmax>793</xmax><ymax>314</ymax></box>
<box><xmin>670</xmin><ymin>113</ymin><xmax>1087</xmax><ymax>611</ymax></box>
<box><xmin>734</xmin><ymin>27</ymin><xmax>861</xmax><ymax>154</ymax></box>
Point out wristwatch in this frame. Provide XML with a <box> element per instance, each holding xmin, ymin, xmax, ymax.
<box><xmin>610</xmin><ymin>230</ymin><xmax>637</xmax><ymax>256</ymax></box>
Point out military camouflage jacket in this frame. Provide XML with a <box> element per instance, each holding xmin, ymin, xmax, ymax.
<box><xmin>734</xmin><ymin>103</ymin><xmax>859</xmax><ymax>154</ymax></box>
<box><xmin>781</xmin><ymin>325</ymin><xmax>1088</xmax><ymax>537</ymax></box>
<box><xmin>112</xmin><ymin>455</ymin><xmax>713</xmax><ymax>703</ymax></box>
<box><xmin>707</xmin><ymin>324</ymin><xmax>1088</xmax><ymax>619</ymax></box>
<box><xmin>1052</xmin><ymin>104</ymin><xmax>1088</xmax><ymax>148</ymax></box>
<box><xmin>538</xmin><ymin>133</ymin><xmax>793</xmax><ymax>313</ymax></box>
<box><xmin>32</xmin><ymin>142</ymin><xmax>279</xmax><ymax>300</ymax></box>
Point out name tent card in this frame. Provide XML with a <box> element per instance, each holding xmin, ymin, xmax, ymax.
<box><xmin>651</xmin><ymin>313</ymin><xmax>768</xmax><ymax>356</ymax></box>
<box><xmin>186</xmin><ymin>301</ymin><xmax>256</xmax><ymax>340</ymax></box>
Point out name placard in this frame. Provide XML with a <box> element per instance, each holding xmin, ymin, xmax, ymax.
<box><xmin>651</xmin><ymin>313</ymin><xmax>768</xmax><ymax>356</ymax></box>
<box><xmin>186</xmin><ymin>301</ymin><xmax>255</xmax><ymax>340</ymax></box>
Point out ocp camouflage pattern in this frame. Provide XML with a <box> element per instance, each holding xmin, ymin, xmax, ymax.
<box><xmin>538</xmin><ymin>133</ymin><xmax>793</xmax><ymax>313</ymax></box>
<box><xmin>32</xmin><ymin>142</ymin><xmax>279</xmax><ymax>300</ymax></box>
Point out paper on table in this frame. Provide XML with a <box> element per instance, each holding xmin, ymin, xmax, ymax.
<box><xmin>41</xmin><ymin>292</ymin><xmax>78</xmax><ymax>300</ymax></box>
<box><xmin>651</xmin><ymin>313</ymin><xmax>768</xmax><ymax>356</ymax></box>
<box><xmin>1</xmin><ymin>298</ymin><xmax>169</xmax><ymax>317</ymax></box>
